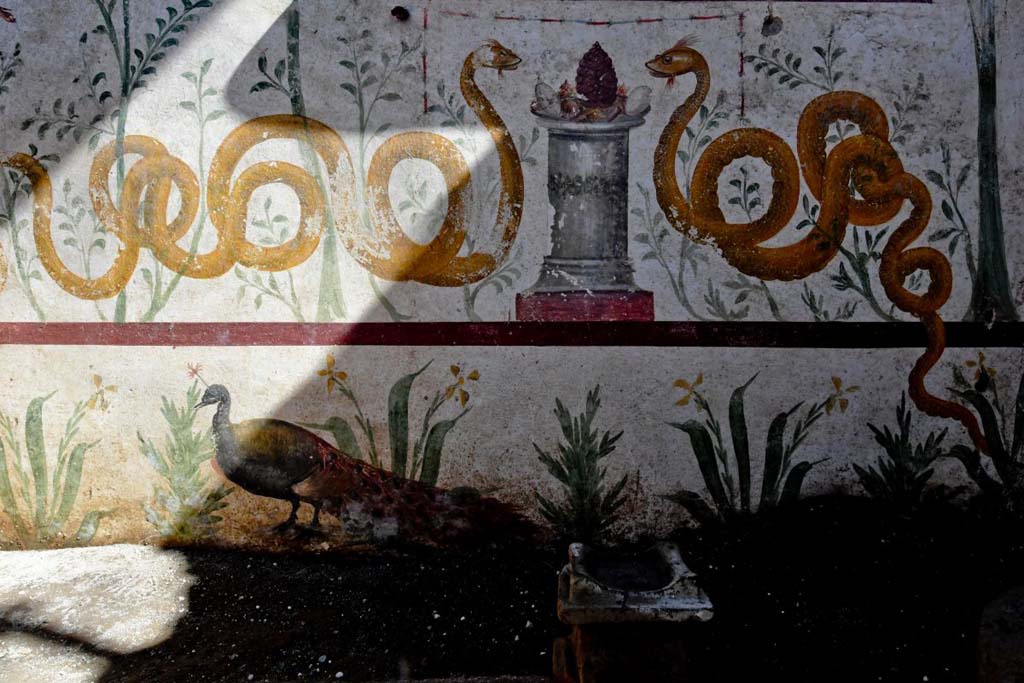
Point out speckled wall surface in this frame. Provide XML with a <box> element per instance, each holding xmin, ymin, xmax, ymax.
<box><xmin>0</xmin><ymin>0</ymin><xmax>1020</xmax><ymax>549</ymax></box>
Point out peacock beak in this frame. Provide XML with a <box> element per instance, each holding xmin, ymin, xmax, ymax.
<box><xmin>198</xmin><ymin>396</ymin><xmax>217</xmax><ymax>408</ymax></box>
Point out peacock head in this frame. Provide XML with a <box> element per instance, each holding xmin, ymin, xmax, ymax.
<box><xmin>473</xmin><ymin>40</ymin><xmax>522</xmax><ymax>74</ymax></box>
<box><xmin>198</xmin><ymin>384</ymin><xmax>230</xmax><ymax>408</ymax></box>
<box><xmin>646</xmin><ymin>37</ymin><xmax>706</xmax><ymax>81</ymax></box>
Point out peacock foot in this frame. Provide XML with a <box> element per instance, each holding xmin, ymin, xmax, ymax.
<box><xmin>272</xmin><ymin>518</ymin><xmax>297</xmax><ymax>534</ymax></box>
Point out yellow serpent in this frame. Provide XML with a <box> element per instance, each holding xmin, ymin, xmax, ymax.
<box><xmin>647</xmin><ymin>40</ymin><xmax>987</xmax><ymax>452</ymax></box>
<box><xmin>1</xmin><ymin>41</ymin><xmax>524</xmax><ymax>298</ymax></box>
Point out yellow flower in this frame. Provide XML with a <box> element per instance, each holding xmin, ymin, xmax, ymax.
<box><xmin>445</xmin><ymin>365</ymin><xmax>479</xmax><ymax>406</ymax></box>
<box><xmin>673</xmin><ymin>373</ymin><xmax>703</xmax><ymax>407</ymax></box>
<box><xmin>825</xmin><ymin>376</ymin><xmax>858</xmax><ymax>414</ymax></box>
<box><xmin>87</xmin><ymin>374</ymin><xmax>117</xmax><ymax>411</ymax></box>
<box><xmin>317</xmin><ymin>354</ymin><xmax>348</xmax><ymax>393</ymax></box>
<box><xmin>965</xmin><ymin>351</ymin><xmax>996</xmax><ymax>381</ymax></box>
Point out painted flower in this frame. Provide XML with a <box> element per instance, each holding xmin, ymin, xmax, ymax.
<box><xmin>965</xmin><ymin>351</ymin><xmax>996</xmax><ymax>381</ymax></box>
<box><xmin>445</xmin><ymin>365</ymin><xmax>479</xmax><ymax>407</ymax></box>
<box><xmin>317</xmin><ymin>354</ymin><xmax>348</xmax><ymax>394</ymax></box>
<box><xmin>87</xmin><ymin>374</ymin><xmax>117</xmax><ymax>411</ymax></box>
<box><xmin>673</xmin><ymin>373</ymin><xmax>703</xmax><ymax>407</ymax></box>
<box><xmin>966</xmin><ymin>351</ymin><xmax>996</xmax><ymax>391</ymax></box>
<box><xmin>825</xmin><ymin>376</ymin><xmax>858</xmax><ymax>414</ymax></box>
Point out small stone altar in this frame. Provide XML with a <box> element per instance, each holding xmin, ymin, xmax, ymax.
<box><xmin>516</xmin><ymin>43</ymin><xmax>655</xmax><ymax>321</ymax></box>
<box><xmin>552</xmin><ymin>542</ymin><xmax>713</xmax><ymax>682</ymax></box>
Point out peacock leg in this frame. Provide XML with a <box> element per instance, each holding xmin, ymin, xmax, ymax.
<box><xmin>273</xmin><ymin>498</ymin><xmax>300</xmax><ymax>533</ymax></box>
<box><xmin>309</xmin><ymin>502</ymin><xmax>322</xmax><ymax>529</ymax></box>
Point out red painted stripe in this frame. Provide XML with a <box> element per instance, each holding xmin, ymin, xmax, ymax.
<box><xmin>0</xmin><ymin>322</ymin><xmax>1018</xmax><ymax>348</ymax></box>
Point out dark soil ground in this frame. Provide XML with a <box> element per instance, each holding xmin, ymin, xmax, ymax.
<box><xmin>88</xmin><ymin>541</ymin><xmax>562</xmax><ymax>683</ymax></box>
<box><xmin>7</xmin><ymin>494</ymin><xmax>1023</xmax><ymax>682</ymax></box>
<box><xmin>673</xmin><ymin>495</ymin><xmax>1024</xmax><ymax>682</ymax></box>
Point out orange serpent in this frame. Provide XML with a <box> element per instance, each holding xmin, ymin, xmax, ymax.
<box><xmin>1</xmin><ymin>41</ymin><xmax>524</xmax><ymax>298</ymax></box>
<box><xmin>647</xmin><ymin>40</ymin><xmax>987</xmax><ymax>452</ymax></box>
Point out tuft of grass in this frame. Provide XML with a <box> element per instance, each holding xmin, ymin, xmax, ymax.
<box><xmin>534</xmin><ymin>386</ymin><xmax>628</xmax><ymax>545</ymax></box>
<box><xmin>854</xmin><ymin>393</ymin><xmax>945</xmax><ymax>508</ymax></box>
<box><xmin>139</xmin><ymin>382</ymin><xmax>232</xmax><ymax>541</ymax></box>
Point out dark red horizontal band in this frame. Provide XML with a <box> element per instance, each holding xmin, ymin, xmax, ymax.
<box><xmin>0</xmin><ymin>321</ymin><xmax>1018</xmax><ymax>347</ymax></box>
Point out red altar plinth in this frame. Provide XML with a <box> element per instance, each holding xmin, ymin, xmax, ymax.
<box><xmin>516</xmin><ymin>290</ymin><xmax>654</xmax><ymax>322</ymax></box>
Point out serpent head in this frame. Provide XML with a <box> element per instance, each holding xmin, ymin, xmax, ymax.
<box><xmin>646</xmin><ymin>37</ymin><xmax>703</xmax><ymax>81</ymax></box>
<box><xmin>473</xmin><ymin>40</ymin><xmax>522</xmax><ymax>75</ymax></box>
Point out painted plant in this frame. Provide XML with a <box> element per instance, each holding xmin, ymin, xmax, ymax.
<box><xmin>139</xmin><ymin>379</ymin><xmax>233</xmax><ymax>541</ymax></box>
<box><xmin>664</xmin><ymin>374</ymin><xmax>854</xmax><ymax>524</ymax></box>
<box><xmin>22</xmin><ymin>0</ymin><xmax>214</xmax><ymax>322</ymax></box>
<box><xmin>853</xmin><ymin>394</ymin><xmax>948</xmax><ymax>508</ymax></box>
<box><xmin>306</xmin><ymin>356</ymin><xmax>474</xmax><ymax>485</ymax></box>
<box><xmin>533</xmin><ymin>385</ymin><xmax>629</xmax><ymax>545</ymax></box>
<box><xmin>0</xmin><ymin>384</ymin><xmax>112</xmax><ymax>548</ymax></box>
<box><xmin>947</xmin><ymin>353</ymin><xmax>1024</xmax><ymax>514</ymax></box>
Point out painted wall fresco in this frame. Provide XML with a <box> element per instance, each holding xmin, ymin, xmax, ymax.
<box><xmin>0</xmin><ymin>0</ymin><xmax>1022</xmax><ymax>549</ymax></box>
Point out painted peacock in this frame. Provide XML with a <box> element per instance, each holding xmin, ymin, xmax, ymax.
<box><xmin>197</xmin><ymin>384</ymin><xmax>536</xmax><ymax>546</ymax></box>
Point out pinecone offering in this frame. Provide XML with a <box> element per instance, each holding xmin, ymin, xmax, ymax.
<box><xmin>575</xmin><ymin>42</ymin><xmax>618</xmax><ymax>108</ymax></box>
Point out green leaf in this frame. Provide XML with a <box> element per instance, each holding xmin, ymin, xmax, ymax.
<box><xmin>387</xmin><ymin>361</ymin><xmax>432</xmax><ymax>478</ymax></box>
<box><xmin>72</xmin><ymin>510</ymin><xmax>108</xmax><ymax>546</ymax></box>
<box><xmin>962</xmin><ymin>389</ymin><xmax>1007</xmax><ymax>460</ymax></box>
<box><xmin>779</xmin><ymin>461</ymin><xmax>816</xmax><ymax>504</ymax></box>
<box><xmin>51</xmin><ymin>442</ymin><xmax>88</xmax><ymax>527</ymax></box>
<box><xmin>661</xmin><ymin>489</ymin><xmax>718</xmax><ymax>526</ymax></box>
<box><xmin>419</xmin><ymin>409</ymin><xmax>468</xmax><ymax>485</ymax></box>
<box><xmin>729</xmin><ymin>374</ymin><xmax>757</xmax><ymax>513</ymax></box>
<box><xmin>25</xmin><ymin>393</ymin><xmax>55</xmax><ymax>531</ymax></box>
<box><xmin>0</xmin><ymin>436</ymin><xmax>25</xmax><ymax>532</ymax></box>
<box><xmin>761</xmin><ymin>409</ymin><xmax>792</xmax><ymax>509</ymax></box>
<box><xmin>114</xmin><ymin>290</ymin><xmax>127</xmax><ymax>323</ymax></box>
<box><xmin>669</xmin><ymin>420</ymin><xmax>731</xmax><ymax>515</ymax></box>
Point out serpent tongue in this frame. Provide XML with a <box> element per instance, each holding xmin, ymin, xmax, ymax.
<box><xmin>667</xmin><ymin>76</ymin><xmax>675</xmax><ymax>88</ymax></box>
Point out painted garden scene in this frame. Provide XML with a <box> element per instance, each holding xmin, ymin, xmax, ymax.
<box><xmin>0</xmin><ymin>0</ymin><xmax>1022</xmax><ymax>681</ymax></box>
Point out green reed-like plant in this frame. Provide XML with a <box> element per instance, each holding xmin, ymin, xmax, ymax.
<box><xmin>947</xmin><ymin>355</ymin><xmax>1024</xmax><ymax>515</ymax></box>
<box><xmin>0</xmin><ymin>393</ymin><xmax>107</xmax><ymax>548</ymax></box>
<box><xmin>305</xmin><ymin>358</ymin><xmax>472</xmax><ymax>485</ymax></box>
<box><xmin>853</xmin><ymin>393</ymin><xmax>946</xmax><ymax>508</ymax></box>
<box><xmin>534</xmin><ymin>386</ymin><xmax>628</xmax><ymax>545</ymax></box>
<box><xmin>665</xmin><ymin>374</ymin><xmax>848</xmax><ymax>524</ymax></box>
<box><xmin>139</xmin><ymin>381</ymin><xmax>232</xmax><ymax>541</ymax></box>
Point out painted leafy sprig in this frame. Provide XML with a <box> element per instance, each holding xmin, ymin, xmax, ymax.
<box><xmin>925</xmin><ymin>142</ymin><xmax>977</xmax><ymax>285</ymax></box>
<box><xmin>140</xmin><ymin>381</ymin><xmax>232</xmax><ymax>540</ymax></box>
<box><xmin>854</xmin><ymin>393</ymin><xmax>946</xmax><ymax>507</ymax></box>
<box><xmin>234</xmin><ymin>198</ymin><xmax>305</xmax><ymax>322</ymax></box>
<box><xmin>0</xmin><ymin>42</ymin><xmax>21</xmax><ymax>99</ymax></box>
<box><xmin>745</xmin><ymin>25</ymin><xmax>845</xmax><ymax>92</ymax></box>
<box><xmin>534</xmin><ymin>386</ymin><xmax>628</xmax><ymax>544</ymax></box>
<box><xmin>633</xmin><ymin>183</ymin><xmax>708</xmax><ymax>320</ymax></box>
